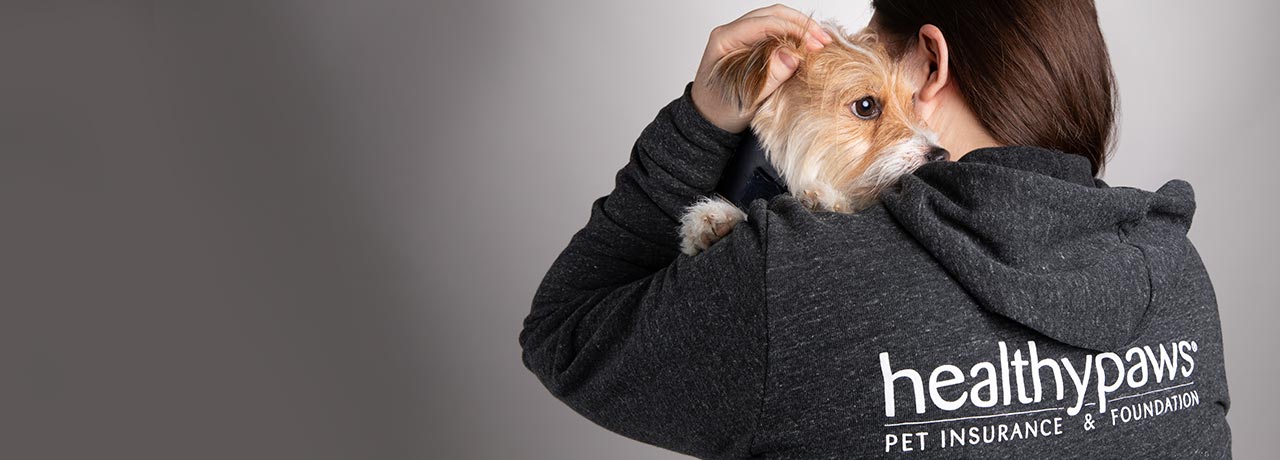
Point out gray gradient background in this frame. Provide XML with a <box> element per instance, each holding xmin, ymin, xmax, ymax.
<box><xmin>2</xmin><ymin>1</ymin><xmax>1274</xmax><ymax>459</ymax></box>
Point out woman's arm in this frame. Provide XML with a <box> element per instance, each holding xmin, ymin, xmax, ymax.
<box><xmin>519</xmin><ymin>7</ymin><xmax>829</xmax><ymax>456</ymax></box>
<box><xmin>518</xmin><ymin>82</ymin><xmax>769</xmax><ymax>458</ymax></box>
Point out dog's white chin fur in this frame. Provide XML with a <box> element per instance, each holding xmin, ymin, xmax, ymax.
<box><xmin>843</xmin><ymin>130</ymin><xmax>943</xmax><ymax>203</ymax></box>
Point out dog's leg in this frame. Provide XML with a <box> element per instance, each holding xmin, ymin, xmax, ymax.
<box><xmin>794</xmin><ymin>181</ymin><xmax>853</xmax><ymax>213</ymax></box>
<box><xmin>679</xmin><ymin>196</ymin><xmax>748</xmax><ymax>256</ymax></box>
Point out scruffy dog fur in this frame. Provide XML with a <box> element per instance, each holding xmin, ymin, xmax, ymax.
<box><xmin>679</xmin><ymin>19</ymin><xmax>946</xmax><ymax>256</ymax></box>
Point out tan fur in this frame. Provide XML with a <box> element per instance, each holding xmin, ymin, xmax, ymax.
<box><xmin>681</xmin><ymin>19</ymin><xmax>944</xmax><ymax>256</ymax></box>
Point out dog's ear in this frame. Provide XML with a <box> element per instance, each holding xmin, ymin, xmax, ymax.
<box><xmin>707</xmin><ymin>34</ymin><xmax>807</xmax><ymax>113</ymax></box>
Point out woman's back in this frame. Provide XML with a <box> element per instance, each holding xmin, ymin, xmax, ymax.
<box><xmin>519</xmin><ymin>86</ymin><xmax>1230</xmax><ymax>458</ymax></box>
<box><xmin>748</xmin><ymin>146</ymin><xmax>1230</xmax><ymax>458</ymax></box>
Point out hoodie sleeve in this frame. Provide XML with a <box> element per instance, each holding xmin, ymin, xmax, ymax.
<box><xmin>518</xmin><ymin>82</ymin><xmax>770</xmax><ymax>459</ymax></box>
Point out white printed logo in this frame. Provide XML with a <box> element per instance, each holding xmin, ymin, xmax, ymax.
<box><xmin>877</xmin><ymin>340</ymin><xmax>1202</xmax><ymax>453</ymax></box>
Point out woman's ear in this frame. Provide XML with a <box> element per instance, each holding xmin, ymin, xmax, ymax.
<box><xmin>707</xmin><ymin>34</ymin><xmax>806</xmax><ymax>113</ymax></box>
<box><xmin>913</xmin><ymin>24</ymin><xmax>949</xmax><ymax>120</ymax></box>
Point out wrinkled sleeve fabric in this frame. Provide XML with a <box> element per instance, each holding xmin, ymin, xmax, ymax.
<box><xmin>518</xmin><ymin>82</ymin><xmax>770</xmax><ymax>459</ymax></box>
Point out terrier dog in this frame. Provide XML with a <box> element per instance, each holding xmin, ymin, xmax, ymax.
<box><xmin>679</xmin><ymin>19</ymin><xmax>948</xmax><ymax>256</ymax></box>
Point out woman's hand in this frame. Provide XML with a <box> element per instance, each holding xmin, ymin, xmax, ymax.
<box><xmin>691</xmin><ymin>4</ymin><xmax>833</xmax><ymax>133</ymax></box>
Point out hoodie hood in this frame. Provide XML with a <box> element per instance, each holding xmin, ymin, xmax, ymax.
<box><xmin>878</xmin><ymin>145</ymin><xmax>1196</xmax><ymax>351</ymax></box>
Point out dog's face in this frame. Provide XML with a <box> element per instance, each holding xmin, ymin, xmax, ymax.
<box><xmin>710</xmin><ymin>20</ymin><xmax>945</xmax><ymax>211</ymax></box>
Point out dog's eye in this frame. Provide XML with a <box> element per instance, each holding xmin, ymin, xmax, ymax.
<box><xmin>850</xmin><ymin>96</ymin><xmax>881</xmax><ymax>120</ymax></box>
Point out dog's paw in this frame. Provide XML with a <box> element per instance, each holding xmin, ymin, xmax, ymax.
<box><xmin>679</xmin><ymin>196</ymin><xmax>748</xmax><ymax>256</ymax></box>
<box><xmin>795</xmin><ymin>181</ymin><xmax>853</xmax><ymax>213</ymax></box>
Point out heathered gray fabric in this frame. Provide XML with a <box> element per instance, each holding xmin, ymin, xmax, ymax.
<box><xmin>520</xmin><ymin>82</ymin><xmax>1231</xmax><ymax>459</ymax></box>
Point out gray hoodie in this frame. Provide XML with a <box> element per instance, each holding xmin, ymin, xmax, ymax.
<box><xmin>519</xmin><ymin>82</ymin><xmax>1231</xmax><ymax>459</ymax></box>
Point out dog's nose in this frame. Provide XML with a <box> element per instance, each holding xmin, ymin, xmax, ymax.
<box><xmin>925</xmin><ymin>147</ymin><xmax>950</xmax><ymax>162</ymax></box>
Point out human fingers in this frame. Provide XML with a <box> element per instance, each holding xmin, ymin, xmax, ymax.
<box><xmin>735</xmin><ymin>4</ymin><xmax>832</xmax><ymax>46</ymax></box>
<box><xmin>712</xmin><ymin>15</ymin><xmax>825</xmax><ymax>55</ymax></box>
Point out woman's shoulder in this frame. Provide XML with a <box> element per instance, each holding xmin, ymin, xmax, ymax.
<box><xmin>740</xmin><ymin>194</ymin><xmax>918</xmax><ymax>257</ymax></box>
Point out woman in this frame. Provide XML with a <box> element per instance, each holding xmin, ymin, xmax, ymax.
<box><xmin>519</xmin><ymin>2</ymin><xmax>1231</xmax><ymax>458</ymax></box>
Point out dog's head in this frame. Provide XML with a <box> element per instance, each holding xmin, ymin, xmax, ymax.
<box><xmin>709</xmin><ymin>19</ymin><xmax>946</xmax><ymax>211</ymax></box>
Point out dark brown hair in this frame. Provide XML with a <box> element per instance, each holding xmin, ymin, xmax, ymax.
<box><xmin>871</xmin><ymin>0</ymin><xmax>1118</xmax><ymax>177</ymax></box>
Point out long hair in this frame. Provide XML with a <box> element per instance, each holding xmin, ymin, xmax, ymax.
<box><xmin>871</xmin><ymin>0</ymin><xmax>1119</xmax><ymax>177</ymax></box>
